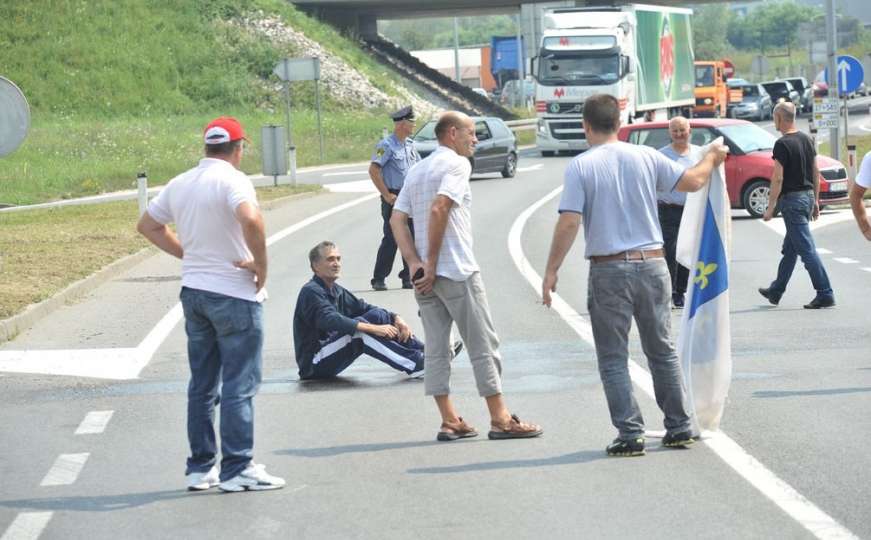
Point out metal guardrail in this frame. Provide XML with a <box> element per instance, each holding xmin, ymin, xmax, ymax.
<box><xmin>504</xmin><ymin>118</ymin><xmax>537</xmax><ymax>131</ymax></box>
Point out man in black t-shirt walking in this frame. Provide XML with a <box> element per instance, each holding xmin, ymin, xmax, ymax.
<box><xmin>758</xmin><ymin>102</ymin><xmax>835</xmax><ymax>309</ymax></box>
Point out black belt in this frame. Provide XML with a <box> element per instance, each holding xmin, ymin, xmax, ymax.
<box><xmin>658</xmin><ymin>202</ymin><xmax>684</xmax><ymax>208</ymax></box>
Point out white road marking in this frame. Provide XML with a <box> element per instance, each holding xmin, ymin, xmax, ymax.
<box><xmin>75</xmin><ymin>410</ymin><xmax>114</xmax><ymax>435</ymax></box>
<box><xmin>508</xmin><ymin>187</ymin><xmax>859</xmax><ymax>540</ymax></box>
<box><xmin>816</xmin><ymin>248</ymin><xmax>832</xmax><ymax>254</ymax></box>
<box><xmin>40</xmin><ymin>453</ymin><xmax>89</xmax><ymax>486</ymax></box>
<box><xmin>517</xmin><ymin>164</ymin><xmax>544</xmax><ymax>172</ymax></box>
<box><xmin>833</xmin><ymin>257</ymin><xmax>859</xmax><ymax>264</ymax></box>
<box><xmin>322</xmin><ymin>170</ymin><xmax>368</xmax><ymax>177</ymax></box>
<box><xmin>858</xmin><ymin>124</ymin><xmax>871</xmax><ymax>133</ymax></box>
<box><xmin>860</xmin><ymin>267</ymin><xmax>871</xmax><ymax>272</ymax></box>
<box><xmin>0</xmin><ymin>512</ymin><xmax>53</xmax><ymax>540</ymax></box>
<box><xmin>0</xmin><ymin>193</ymin><xmax>379</xmax><ymax>379</ymax></box>
<box><xmin>759</xmin><ymin>209</ymin><xmax>856</xmax><ymax>236</ymax></box>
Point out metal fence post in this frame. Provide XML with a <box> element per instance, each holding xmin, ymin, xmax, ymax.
<box><xmin>137</xmin><ymin>172</ymin><xmax>148</xmax><ymax>216</ymax></box>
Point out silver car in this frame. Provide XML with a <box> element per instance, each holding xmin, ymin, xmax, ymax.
<box><xmin>413</xmin><ymin>116</ymin><xmax>519</xmax><ymax>178</ymax></box>
<box><xmin>731</xmin><ymin>84</ymin><xmax>773</xmax><ymax>121</ymax></box>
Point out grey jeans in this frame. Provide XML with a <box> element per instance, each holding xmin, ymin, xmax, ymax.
<box><xmin>415</xmin><ymin>272</ymin><xmax>503</xmax><ymax>397</ymax></box>
<box><xmin>587</xmin><ymin>258</ymin><xmax>692</xmax><ymax>440</ymax></box>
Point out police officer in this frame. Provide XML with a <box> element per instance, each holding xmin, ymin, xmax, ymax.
<box><xmin>369</xmin><ymin>105</ymin><xmax>420</xmax><ymax>291</ymax></box>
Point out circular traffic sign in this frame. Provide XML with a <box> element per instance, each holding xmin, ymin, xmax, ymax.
<box><xmin>0</xmin><ymin>76</ymin><xmax>30</xmax><ymax>157</ymax></box>
<box><xmin>823</xmin><ymin>55</ymin><xmax>865</xmax><ymax>95</ymax></box>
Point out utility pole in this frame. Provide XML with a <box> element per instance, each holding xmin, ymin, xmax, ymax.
<box><xmin>825</xmin><ymin>0</ymin><xmax>839</xmax><ymax>160</ymax></box>
<box><xmin>453</xmin><ymin>18</ymin><xmax>461</xmax><ymax>83</ymax></box>
<box><xmin>515</xmin><ymin>11</ymin><xmax>524</xmax><ymax>109</ymax></box>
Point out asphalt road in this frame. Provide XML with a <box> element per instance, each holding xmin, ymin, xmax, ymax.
<box><xmin>0</xmin><ymin>117</ymin><xmax>869</xmax><ymax>540</ymax></box>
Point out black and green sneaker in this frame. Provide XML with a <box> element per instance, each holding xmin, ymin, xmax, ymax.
<box><xmin>606</xmin><ymin>437</ymin><xmax>645</xmax><ymax>457</ymax></box>
<box><xmin>662</xmin><ymin>430</ymin><xmax>696</xmax><ymax>448</ymax></box>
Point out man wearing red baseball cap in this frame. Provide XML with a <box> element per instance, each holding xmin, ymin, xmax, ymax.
<box><xmin>137</xmin><ymin>116</ymin><xmax>285</xmax><ymax>492</ymax></box>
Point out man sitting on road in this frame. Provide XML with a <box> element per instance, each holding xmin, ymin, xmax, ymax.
<box><xmin>294</xmin><ymin>241</ymin><xmax>438</xmax><ymax>379</ymax></box>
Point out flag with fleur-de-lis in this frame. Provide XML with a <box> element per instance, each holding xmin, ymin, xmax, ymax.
<box><xmin>676</xmin><ymin>137</ymin><xmax>732</xmax><ymax>433</ymax></box>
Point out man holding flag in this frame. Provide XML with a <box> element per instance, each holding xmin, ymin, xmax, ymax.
<box><xmin>542</xmin><ymin>94</ymin><xmax>727</xmax><ymax>457</ymax></box>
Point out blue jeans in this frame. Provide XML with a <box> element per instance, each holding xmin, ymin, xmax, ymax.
<box><xmin>180</xmin><ymin>287</ymin><xmax>263</xmax><ymax>482</ymax></box>
<box><xmin>768</xmin><ymin>191</ymin><xmax>834</xmax><ymax>301</ymax></box>
<box><xmin>587</xmin><ymin>259</ymin><xmax>692</xmax><ymax>440</ymax></box>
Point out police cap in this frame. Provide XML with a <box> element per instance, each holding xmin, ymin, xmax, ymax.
<box><xmin>390</xmin><ymin>105</ymin><xmax>415</xmax><ymax>122</ymax></box>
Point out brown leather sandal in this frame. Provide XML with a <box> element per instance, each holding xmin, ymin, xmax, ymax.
<box><xmin>488</xmin><ymin>414</ymin><xmax>543</xmax><ymax>440</ymax></box>
<box><xmin>436</xmin><ymin>417</ymin><xmax>478</xmax><ymax>441</ymax></box>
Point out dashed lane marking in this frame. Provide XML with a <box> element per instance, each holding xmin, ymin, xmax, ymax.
<box><xmin>0</xmin><ymin>512</ymin><xmax>53</xmax><ymax>540</ymax></box>
<box><xmin>0</xmin><ymin>193</ymin><xmax>378</xmax><ymax>380</ymax></box>
<box><xmin>516</xmin><ymin>164</ymin><xmax>544</xmax><ymax>172</ymax></box>
<box><xmin>322</xmin><ymin>170</ymin><xmax>368</xmax><ymax>177</ymax></box>
<box><xmin>833</xmin><ymin>257</ymin><xmax>859</xmax><ymax>264</ymax></box>
<box><xmin>74</xmin><ymin>411</ymin><xmax>114</xmax><ymax>435</ymax></box>
<box><xmin>861</xmin><ymin>267</ymin><xmax>871</xmax><ymax>273</ymax></box>
<box><xmin>508</xmin><ymin>186</ymin><xmax>859</xmax><ymax>540</ymax></box>
<box><xmin>816</xmin><ymin>248</ymin><xmax>832</xmax><ymax>254</ymax></box>
<box><xmin>40</xmin><ymin>453</ymin><xmax>89</xmax><ymax>487</ymax></box>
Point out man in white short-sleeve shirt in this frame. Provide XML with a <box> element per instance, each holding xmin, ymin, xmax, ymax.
<box><xmin>850</xmin><ymin>151</ymin><xmax>871</xmax><ymax>241</ymax></box>
<box><xmin>137</xmin><ymin>116</ymin><xmax>284</xmax><ymax>492</ymax></box>
<box><xmin>542</xmin><ymin>94</ymin><xmax>727</xmax><ymax>457</ymax></box>
<box><xmin>391</xmin><ymin>111</ymin><xmax>542</xmax><ymax>442</ymax></box>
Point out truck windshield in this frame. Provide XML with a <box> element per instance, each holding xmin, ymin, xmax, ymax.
<box><xmin>695</xmin><ymin>66</ymin><xmax>714</xmax><ymax>87</ymax></box>
<box><xmin>538</xmin><ymin>54</ymin><xmax>619</xmax><ymax>86</ymax></box>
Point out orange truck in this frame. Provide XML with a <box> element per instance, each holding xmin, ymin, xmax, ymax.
<box><xmin>694</xmin><ymin>60</ymin><xmax>729</xmax><ymax>117</ymax></box>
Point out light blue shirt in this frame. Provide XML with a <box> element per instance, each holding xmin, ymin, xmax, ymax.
<box><xmin>657</xmin><ymin>144</ymin><xmax>699</xmax><ymax>206</ymax></box>
<box><xmin>559</xmin><ymin>141</ymin><xmax>685</xmax><ymax>258</ymax></box>
<box><xmin>371</xmin><ymin>134</ymin><xmax>420</xmax><ymax>191</ymax></box>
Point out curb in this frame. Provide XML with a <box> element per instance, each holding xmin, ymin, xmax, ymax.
<box><xmin>0</xmin><ymin>247</ymin><xmax>156</xmax><ymax>344</ymax></box>
<box><xmin>0</xmin><ymin>188</ymin><xmax>324</xmax><ymax>345</ymax></box>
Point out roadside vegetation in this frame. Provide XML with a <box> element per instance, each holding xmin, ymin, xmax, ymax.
<box><xmin>0</xmin><ymin>0</ymin><xmax>414</xmax><ymax>205</ymax></box>
<box><xmin>0</xmin><ymin>184</ymin><xmax>319</xmax><ymax>319</ymax></box>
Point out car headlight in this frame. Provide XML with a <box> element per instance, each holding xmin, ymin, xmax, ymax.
<box><xmin>704</xmin><ymin>98</ymin><xmax>713</xmax><ymax>105</ymax></box>
<box><xmin>538</xmin><ymin>119</ymin><xmax>547</xmax><ymax>135</ymax></box>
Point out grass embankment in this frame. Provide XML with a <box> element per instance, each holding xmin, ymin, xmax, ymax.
<box><xmin>820</xmin><ymin>134</ymin><xmax>871</xmax><ymax>163</ymax></box>
<box><xmin>0</xmin><ymin>0</ymin><xmax>414</xmax><ymax>205</ymax></box>
<box><xmin>0</xmin><ymin>184</ymin><xmax>319</xmax><ymax>320</ymax></box>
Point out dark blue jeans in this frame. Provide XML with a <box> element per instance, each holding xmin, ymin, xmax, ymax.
<box><xmin>373</xmin><ymin>191</ymin><xmax>413</xmax><ymax>282</ymax></box>
<box><xmin>768</xmin><ymin>191</ymin><xmax>834</xmax><ymax>301</ymax></box>
<box><xmin>180</xmin><ymin>287</ymin><xmax>263</xmax><ymax>482</ymax></box>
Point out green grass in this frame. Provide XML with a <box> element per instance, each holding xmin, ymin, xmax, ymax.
<box><xmin>0</xmin><ymin>110</ymin><xmax>392</xmax><ymax>205</ymax></box>
<box><xmin>820</xmin><ymin>134</ymin><xmax>871</xmax><ymax>165</ymax></box>
<box><xmin>0</xmin><ymin>184</ymin><xmax>319</xmax><ymax>319</ymax></box>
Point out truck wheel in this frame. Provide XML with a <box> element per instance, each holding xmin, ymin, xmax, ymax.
<box><xmin>541</xmin><ymin>150</ymin><xmax>555</xmax><ymax>157</ymax></box>
<box><xmin>742</xmin><ymin>179</ymin><xmax>770</xmax><ymax>218</ymax></box>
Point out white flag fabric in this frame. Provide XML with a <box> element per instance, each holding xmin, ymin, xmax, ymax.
<box><xmin>675</xmin><ymin>137</ymin><xmax>732</xmax><ymax>433</ymax></box>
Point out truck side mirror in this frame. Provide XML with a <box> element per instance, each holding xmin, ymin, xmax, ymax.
<box><xmin>530</xmin><ymin>57</ymin><xmax>538</xmax><ymax>82</ymax></box>
<box><xmin>621</xmin><ymin>56</ymin><xmax>632</xmax><ymax>76</ymax></box>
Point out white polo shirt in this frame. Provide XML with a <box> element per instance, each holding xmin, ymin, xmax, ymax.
<box><xmin>147</xmin><ymin>158</ymin><xmax>260</xmax><ymax>301</ymax></box>
<box><xmin>394</xmin><ymin>146</ymin><xmax>479</xmax><ymax>281</ymax></box>
<box><xmin>856</xmin><ymin>151</ymin><xmax>871</xmax><ymax>189</ymax></box>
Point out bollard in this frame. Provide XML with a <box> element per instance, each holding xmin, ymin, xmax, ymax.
<box><xmin>847</xmin><ymin>144</ymin><xmax>857</xmax><ymax>189</ymax></box>
<box><xmin>137</xmin><ymin>172</ymin><xmax>148</xmax><ymax>216</ymax></box>
<box><xmin>288</xmin><ymin>145</ymin><xmax>297</xmax><ymax>187</ymax></box>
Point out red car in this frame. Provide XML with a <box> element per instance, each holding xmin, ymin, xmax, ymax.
<box><xmin>617</xmin><ymin>119</ymin><xmax>849</xmax><ymax>218</ymax></box>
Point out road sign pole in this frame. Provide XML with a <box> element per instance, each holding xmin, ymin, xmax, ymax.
<box><xmin>316</xmin><ymin>78</ymin><xmax>325</xmax><ymax>163</ymax></box>
<box><xmin>843</xmin><ymin>93</ymin><xmax>849</xmax><ymax>150</ymax></box>
<box><xmin>825</xmin><ymin>0</ymin><xmax>839</xmax><ymax>160</ymax></box>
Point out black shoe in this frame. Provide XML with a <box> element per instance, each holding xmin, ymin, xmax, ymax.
<box><xmin>672</xmin><ymin>293</ymin><xmax>685</xmax><ymax>309</ymax></box>
<box><xmin>662</xmin><ymin>430</ymin><xmax>696</xmax><ymax>448</ymax></box>
<box><xmin>450</xmin><ymin>340</ymin><xmax>464</xmax><ymax>359</ymax></box>
<box><xmin>371</xmin><ymin>279</ymin><xmax>387</xmax><ymax>291</ymax></box>
<box><xmin>606</xmin><ymin>437</ymin><xmax>645</xmax><ymax>457</ymax></box>
<box><xmin>401</xmin><ymin>280</ymin><xmax>414</xmax><ymax>289</ymax></box>
<box><xmin>803</xmin><ymin>296</ymin><xmax>835</xmax><ymax>309</ymax></box>
<box><xmin>758</xmin><ymin>287</ymin><xmax>780</xmax><ymax>306</ymax></box>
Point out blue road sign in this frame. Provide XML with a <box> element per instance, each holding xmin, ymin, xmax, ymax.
<box><xmin>824</xmin><ymin>55</ymin><xmax>865</xmax><ymax>95</ymax></box>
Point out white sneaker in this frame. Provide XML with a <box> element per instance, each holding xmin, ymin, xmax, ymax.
<box><xmin>218</xmin><ymin>463</ymin><xmax>285</xmax><ymax>492</ymax></box>
<box><xmin>186</xmin><ymin>465</ymin><xmax>219</xmax><ymax>491</ymax></box>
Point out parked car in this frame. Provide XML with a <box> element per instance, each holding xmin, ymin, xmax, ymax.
<box><xmin>730</xmin><ymin>83</ymin><xmax>773</xmax><ymax>121</ymax></box>
<box><xmin>413</xmin><ymin>116</ymin><xmax>518</xmax><ymax>178</ymax></box>
<box><xmin>617</xmin><ymin>119</ymin><xmax>849</xmax><ymax>218</ymax></box>
<box><xmin>761</xmin><ymin>80</ymin><xmax>801</xmax><ymax>110</ymax></box>
<box><xmin>499</xmin><ymin>77</ymin><xmax>536</xmax><ymax>107</ymax></box>
<box><xmin>726</xmin><ymin>78</ymin><xmax>751</xmax><ymax>118</ymax></box>
<box><xmin>782</xmin><ymin>77</ymin><xmax>812</xmax><ymax>112</ymax></box>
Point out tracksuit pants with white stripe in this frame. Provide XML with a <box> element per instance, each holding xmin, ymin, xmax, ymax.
<box><xmin>307</xmin><ymin>308</ymin><xmax>424</xmax><ymax>378</ymax></box>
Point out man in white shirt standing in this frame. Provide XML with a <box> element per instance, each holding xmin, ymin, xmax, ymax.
<box><xmin>391</xmin><ymin>111</ymin><xmax>542</xmax><ymax>442</ymax></box>
<box><xmin>850</xmin><ymin>150</ymin><xmax>871</xmax><ymax>241</ymax></box>
<box><xmin>137</xmin><ymin>117</ymin><xmax>284</xmax><ymax>492</ymax></box>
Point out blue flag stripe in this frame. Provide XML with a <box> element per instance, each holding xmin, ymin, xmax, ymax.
<box><xmin>688</xmin><ymin>200</ymin><xmax>728</xmax><ymax>318</ymax></box>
